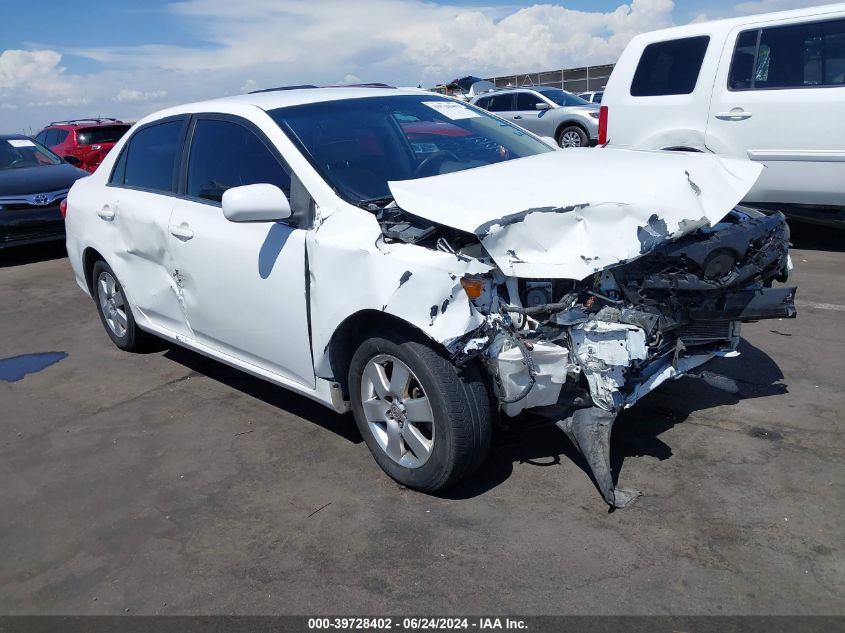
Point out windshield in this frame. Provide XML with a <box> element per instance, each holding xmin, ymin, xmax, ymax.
<box><xmin>536</xmin><ymin>88</ymin><xmax>592</xmax><ymax>107</ymax></box>
<box><xmin>76</xmin><ymin>125</ymin><xmax>130</xmax><ymax>145</ymax></box>
<box><xmin>269</xmin><ymin>95</ymin><xmax>552</xmax><ymax>205</ymax></box>
<box><xmin>0</xmin><ymin>139</ymin><xmax>63</xmax><ymax>170</ymax></box>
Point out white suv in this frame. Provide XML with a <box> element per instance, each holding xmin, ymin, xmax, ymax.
<box><xmin>66</xmin><ymin>86</ymin><xmax>795</xmax><ymax>507</ymax></box>
<box><xmin>601</xmin><ymin>3</ymin><xmax>845</xmax><ymax>225</ymax></box>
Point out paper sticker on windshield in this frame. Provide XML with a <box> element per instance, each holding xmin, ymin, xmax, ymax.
<box><xmin>7</xmin><ymin>139</ymin><xmax>35</xmax><ymax>147</ymax></box>
<box><xmin>422</xmin><ymin>101</ymin><xmax>480</xmax><ymax>120</ymax></box>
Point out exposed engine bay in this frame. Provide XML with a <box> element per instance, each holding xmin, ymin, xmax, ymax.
<box><xmin>373</xmin><ymin>202</ymin><xmax>796</xmax><ymax>508</ymax></box>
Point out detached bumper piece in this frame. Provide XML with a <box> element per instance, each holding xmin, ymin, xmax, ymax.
<box><xmin>556</xmin><ymin>407</ymin><xmax>641</xmax><ymax>509</ymax></box>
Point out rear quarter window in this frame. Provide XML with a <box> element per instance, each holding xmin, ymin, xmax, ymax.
<box><xmin>630</xmin><ymin>36</ymin><xmax>711</xmax><ymax>96</ymax></box>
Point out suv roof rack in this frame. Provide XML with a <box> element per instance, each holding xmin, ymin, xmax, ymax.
<box><xmin>48</xmin><ymin>117</ymin><xmax>125</xmax><ymax>126</ymax></box>
<box><xmin>248</xmin><ymin>85</ymin><xmax>318</xmax><ymax>94</ymax></box>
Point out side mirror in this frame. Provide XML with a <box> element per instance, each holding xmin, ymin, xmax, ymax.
<box><xmin>64</xmin><ymin>156</ymin><xmax>82</xmax><ymax>166</ymax></box>
<box><xmin>535</xmin><ymin>103</ymin><xmax>550</xmax><ymax>111</ymax></box>
<box><xmin>222</xmin><ymin>184</ymin><xmax>292</xmax><ymax>222</ymax></box>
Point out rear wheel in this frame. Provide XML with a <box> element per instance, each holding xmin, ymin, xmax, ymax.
<box><xmin>557</xmin><ymin>125</ymin><xmax>588</xmax><ymax>148</ymax></box>
<box><xmin>92</xmin><ymin>260</ymin><xmax>155</xmax><ymax>351</ymax></box>
<box><xmin>349</xmin><ymin>331</ymin><xmax>491</xmax><ymax>492</ymax></box>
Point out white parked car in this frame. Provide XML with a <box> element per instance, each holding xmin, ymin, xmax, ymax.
<box><xmin>66</xmin><ymin>87</ymin><xmax>795</xmax><ymax>507</ymax></box>
<box><xmin>601</xmin><ymin>3</ymin><xmax>845</xmax><ymax>225</ymax></box>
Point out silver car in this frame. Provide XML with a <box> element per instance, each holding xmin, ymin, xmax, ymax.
<box><xmin>471</xmin><ymin>87</ymin><xmax>600</xmax><ymax>148</ymax></box>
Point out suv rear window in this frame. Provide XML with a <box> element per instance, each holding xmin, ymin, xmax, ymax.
<box><xmin>631</xmin><ymin>36</ymin><xmax>710</xmax><ymax>96</ymax></box>
<box><xmin>76</xmin><ymin>126</ymin><xmax>130</xmax><ymax>146</ymax></box>
<box><xmin>729</xmin><ymin>18</ymin><xmax>845</xmax><ymax>90</ymax></box>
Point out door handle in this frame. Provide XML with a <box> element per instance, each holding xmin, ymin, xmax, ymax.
<box><xmin>513</xmin><ymin>115</ymin><xmax>523</xmax><ymax>120</ymax></box>
<box><xmin>96</xmin><ymin>206</ymin><xmax>115</xmax><ymax>221</ymax></box>
<box><xmin>170</xmin><ymin>224</ymin><xmax>194</xmax><ymax>240</ymax></box>
<box><xmin>715</xmin><ymin>110</ymin><xmax>752</xmax><ymax>120</ymax></box>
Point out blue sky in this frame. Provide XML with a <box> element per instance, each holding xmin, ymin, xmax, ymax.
<box><xmin>0</xmin><ymin>0</ymin><xmax>834</xmax><ymax>132</ymax></box>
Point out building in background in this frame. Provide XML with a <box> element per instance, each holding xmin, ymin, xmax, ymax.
<box><xmin>487</xmin><ymin>63</ymin><xmax>615</xmax><ymax>93</ymax></box>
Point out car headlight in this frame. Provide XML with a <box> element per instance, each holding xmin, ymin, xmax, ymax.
<box><xmin>588</xmin><ymin>111</ymin><xmax>600</xmax><ymax>119</ymax></box>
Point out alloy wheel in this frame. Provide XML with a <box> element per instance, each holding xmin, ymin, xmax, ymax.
<box><xmin>360</xmin><ymin>354</ymin><xmax>435</xmax><ymax>468</ymax></box>
<box><xmin>97</xmin><ymin>271</ymin><xmax>128</xmax><ymax>338</ymax></box>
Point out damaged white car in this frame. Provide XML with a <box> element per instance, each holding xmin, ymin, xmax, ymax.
<box><xmin>65</xmin><ymin>87</ymin><xmax>796</xmax><ymax>507</ymax></box>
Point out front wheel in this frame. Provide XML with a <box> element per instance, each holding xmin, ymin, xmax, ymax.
<box><xmin>349</xmin><ymin>332</ymin><xmax>491</xmax><ymax>492</ymax></box>
<box><xmin>557</xmin><ymin>125</ymin><xmax>588</xmax><ymax>148</ymax></box>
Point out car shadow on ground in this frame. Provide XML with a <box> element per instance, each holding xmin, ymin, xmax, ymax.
<box><xmin>161</xmin><ymin>336</ymin><xmax>787</xmax><ymax>504</ymax></box>
<box><xmin>161</xmin><ymin>344</ymin><xmax>362</xmax><ymax>444</ymax></box>
<box><xmin>0</xmin><ymin>242</ymin><xmax>67</xmax><ymax>268</ymax></box>
<box><xmin>438</xmin><ymin>338</ymin><xmax>787</xmax><ymax>503</ymax></box>
<box><xmin>787</xmin><ymin>220</ymin><xmax>845</xmax><ymax>252</ymax></box>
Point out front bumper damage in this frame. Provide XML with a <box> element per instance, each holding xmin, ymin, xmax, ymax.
<box><xmin>451</xmin><ymin>208</ymin><xmax>796</xmax><ymax>508</ymax></box>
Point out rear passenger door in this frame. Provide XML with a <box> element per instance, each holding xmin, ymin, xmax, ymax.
<box><xmin>511</xmin><ymin>91</ymin><xmax>552</xmax><ymax>135</ymax></box>
<box><xmin>485</xmin><ymin>93</ymin><xmax>516</xmax><ymax>123</ymax></box>
<box><xmin>100</xmin><ymin>116</ymin><xmax>192</xmax><ymax>336</ymax></box>
<box><xmin>167</xmin><ymin>115</ymin><xmax>315</xmax><ymax>387</ymax></box>
<box><xmin>706</xmin><ymin>15</ymin><xmax>845</xmax><ymax>206</ymax></box>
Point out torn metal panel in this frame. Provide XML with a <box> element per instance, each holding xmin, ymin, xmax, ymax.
<box><xmin>307</xmin><ymin>205</ymin><xmax>492</xmax><ymax>379</ymax></box>
<box><xmin>388</xmin><ymin>148</ymin><xmax>763</xmax><ymax>279</ymax></box>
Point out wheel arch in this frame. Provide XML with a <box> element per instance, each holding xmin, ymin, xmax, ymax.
<box><xmin>324</xmin><ymin>309</ymin><xmax>450</xmax><ymax>399</ymax></box>
<box><xmin>82</xmin><ymin>246</ymin><xmax>107</xmax><ymax>296</ymax></box>
<box><xmin>555</xmin><ymin>119</ymin><xmax>588</xmax><ymax>142</ymax></box>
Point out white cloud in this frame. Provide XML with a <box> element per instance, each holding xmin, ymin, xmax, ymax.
<box><xmin>112</xmin><ymin>88</ymin><xmax>168</xmax><ymax>103</ymax></box>
<box><xmin>0</xmin><ymin>49</ymin><xmax>66</xmax><ymax>90</ymax></box>
<box><xmin>10</xmin><ymin>0</ymin><xmax>832</xmax><ymax>131</ymax></box>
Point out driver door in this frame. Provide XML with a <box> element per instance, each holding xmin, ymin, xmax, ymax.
<box><xmin>167</xmin><ymin>115</ymin><xmax>315</xmax><ymax>387</ymax></box>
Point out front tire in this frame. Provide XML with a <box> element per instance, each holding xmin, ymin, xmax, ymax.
<box><xmin>557</xmin><ymin>125</ymin><xmax>588</xmax><ymax>148</ymax></box>
<box><xmin>349</xmin><ymin>331</ymin><xmax>491</xmax><ymax>492</ymax></box>
<box><xmin>92</xmin><ymin>260</ymin><xmax>154</xmax><ymax>352</ymax></box>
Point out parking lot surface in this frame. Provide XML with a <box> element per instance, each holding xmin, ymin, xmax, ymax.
<box><xmin>1</xmin><ymin>223</ymin><xmax>843</xmax><ymax>615</ymax></box>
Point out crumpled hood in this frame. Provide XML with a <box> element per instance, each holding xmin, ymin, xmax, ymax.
<box><xmin>388</xmin><ymin>148</ymin><xmax>763</xmax><ymax>280</ymax></box>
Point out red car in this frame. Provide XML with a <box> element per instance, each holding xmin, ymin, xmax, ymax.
<box><xmin>34</xmin><ymin>118</ymin><xmax>131</xmax><ymax>173</ymax></box>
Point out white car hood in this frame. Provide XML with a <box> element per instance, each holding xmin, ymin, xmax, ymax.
<box><xmin>388</xmin><ymin>148</ymin><xmax>763</xmax><ymax>280</ymax></box>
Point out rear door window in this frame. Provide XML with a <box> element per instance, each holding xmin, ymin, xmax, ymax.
<box><xmin>487</xmin><ymin>94</ymin><xmax>514</xmax><ymax>112</ymax></box>
<box><xmin>515</xmin><ymin>92</ymin><xmax>545</xmax><ymax>110</ymax></box>
<box><xmin>729</xmin><ymin>18</ymin><xmax>845</xmax><ymax>90</ymax></box>
<box><xmin>186</xmin><ymin>118</ymin><xmax>291</xmax><ymax>204</ymax></box>
<box><xmin>630</xmin><ymin>36</ymin><xmax>711</xmax><ymax>96</ymax></box>
<box><xmin>116</xmin><ymin>119</ymin><xmax>185</xmax><ymax>193</ymax></box>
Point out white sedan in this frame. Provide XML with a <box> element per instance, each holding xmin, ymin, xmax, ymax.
<box><xmin>66</xmin><ymin>86</ymin><xmax>796</xmax><ymax>507</ymax></box>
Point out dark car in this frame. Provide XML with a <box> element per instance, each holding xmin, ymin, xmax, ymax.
<box><xmin>0</xmin><ymin>135</ymin><xmax>88</xmax><ymax>249</ymax></box>
<box><xmin>34</xmin><ymin>118</ymin><xmax>131</xmax><ymax>173</ymax></box>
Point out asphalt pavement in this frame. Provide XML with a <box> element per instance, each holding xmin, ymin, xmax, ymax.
<box><xmin>0</xmin><ymin>222</ymin><xmax>843</xmax><ymax>615</ymax></box>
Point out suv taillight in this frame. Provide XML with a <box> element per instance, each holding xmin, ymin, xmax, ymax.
<box><xmin>60</xmin><ymin>198</ymin><xmax>68</xmax><ymax>219</ymax></box>
<box><xmin>598</xmin><ymin>106</ymin><xmax>608</xmax><ymax>145</ymax></box>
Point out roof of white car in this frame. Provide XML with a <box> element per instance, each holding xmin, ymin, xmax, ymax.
<box><xmin>631</xmin><ymin>2</ymin><xmax>845</xmax><ymax>42</ymax></box>
<box><xmin>242</xmin><ymin>86</ymin><xmax>431</xmax><ymax>109</ymax></box>
<box><xmin>144</xmin><ymin>87</ymin><xmax>431</xmax><ymax>122</ymax></box>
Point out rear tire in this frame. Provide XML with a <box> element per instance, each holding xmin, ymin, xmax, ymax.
<box><xmin>557</xmin><ymin>125</ymin><xmax>588</xmax><ymax>148</ymax></box>
<box><xmin>92</xmin><ymin>260</ymin><xmax>155</xmax><ymax>352</ymax></box>
<box><xmin>349</xmin><ymin>331</ymin><xmax>491</xmax><ymax>492</ymax></box>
